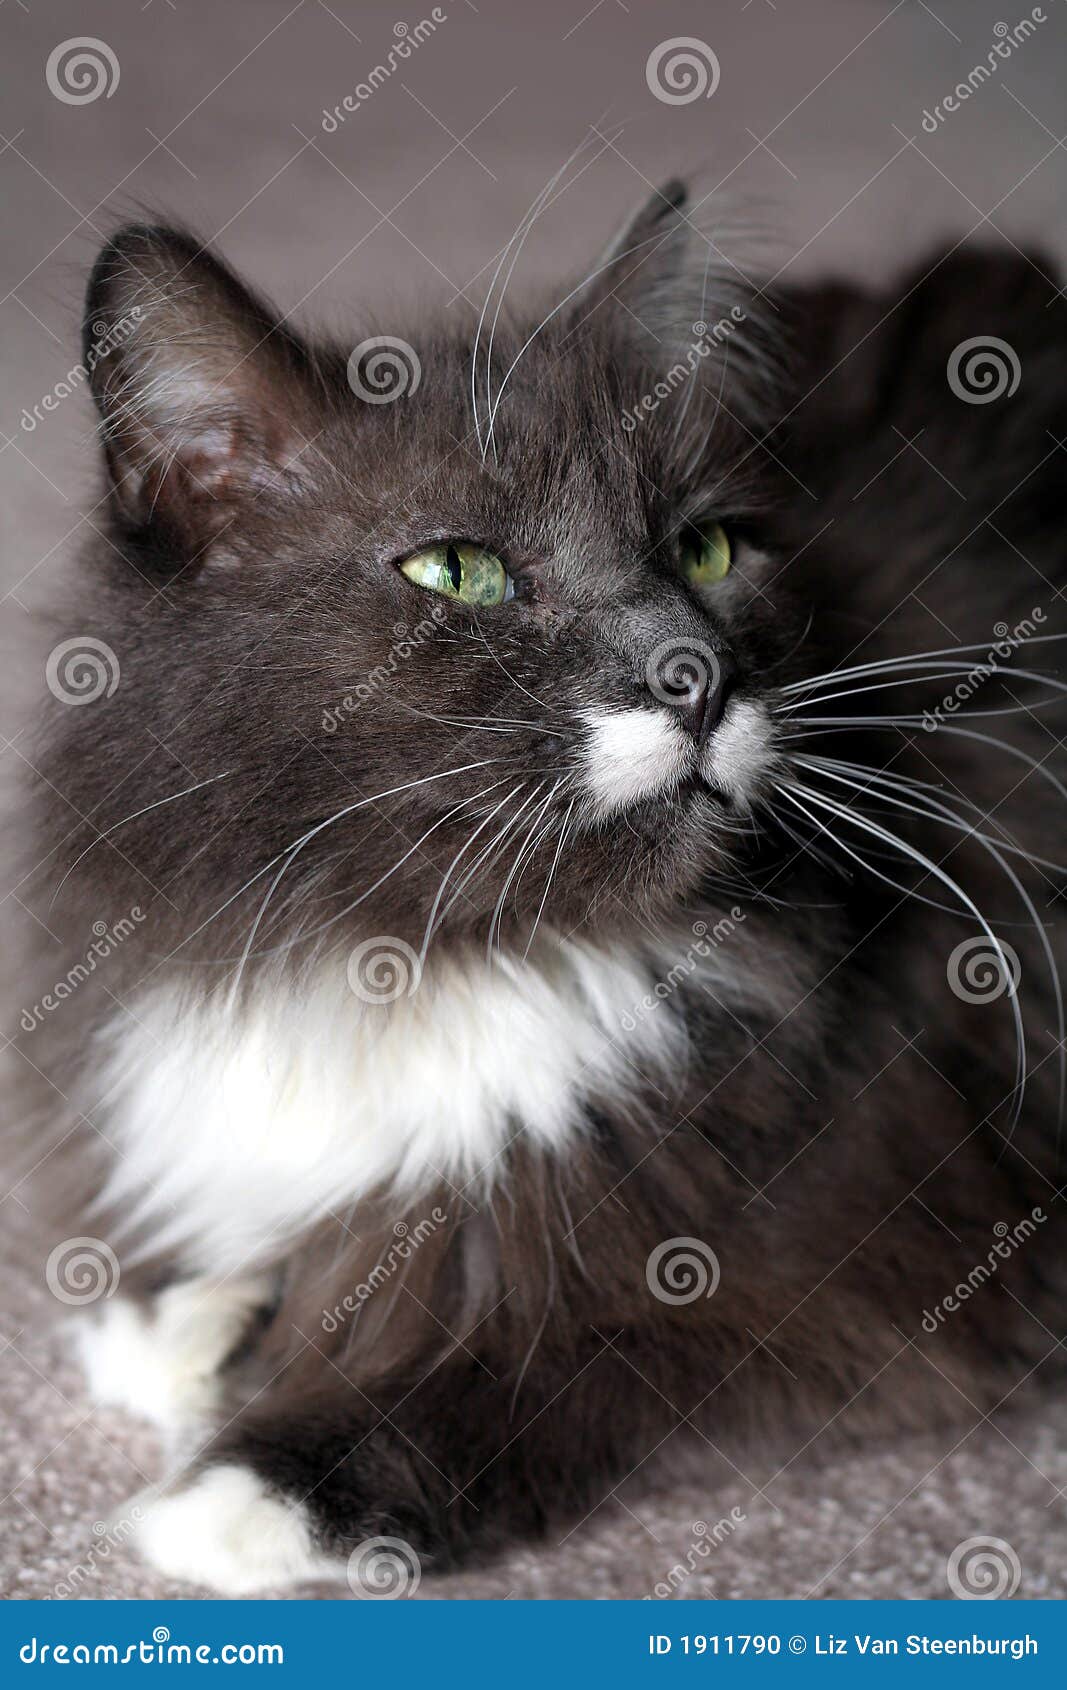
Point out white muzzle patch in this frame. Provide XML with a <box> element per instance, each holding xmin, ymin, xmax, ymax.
<box><xmin>581</xmin><ymin>707</ymin><xmax>692</xmax><ymax>818</ymax></box>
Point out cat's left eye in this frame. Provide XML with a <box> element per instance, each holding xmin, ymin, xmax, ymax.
<box><xmin>399</xmin><ymin>542</ymin><xmax>514</xmax><ymax>606</ymax></box>
<box><xmin>678</xmin><ymin>523</ymin><xmax>732</xmax><ymax>590</ymax></box>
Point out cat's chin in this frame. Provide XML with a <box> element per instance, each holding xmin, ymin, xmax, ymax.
<box><xmin>582</xmin><ymin>782</ymin><xmax>730</xmax><ymax>910</ymax></box>
<box><xmin>622</xmin><ymin>776</ymin><xmax>730</xmax><ymax>831</ymax></box>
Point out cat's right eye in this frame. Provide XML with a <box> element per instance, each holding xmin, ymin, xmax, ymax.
<box><xmin>678</xmin><ymin>522</ymin><xmax>732</xmax><ymax>590</ymax></box>
<box><xmin>399</xmin><ymin>542</ymin><xmax>514</xmax><ymax>606</ymax></box>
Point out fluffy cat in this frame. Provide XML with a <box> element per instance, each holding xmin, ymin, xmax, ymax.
<box><xmin>16</xmin><ymin>179</ymin><xmax>1067</xmax><ymax>1593</ymax></box>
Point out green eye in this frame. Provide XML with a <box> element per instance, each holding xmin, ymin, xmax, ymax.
<box><xmin>679</xmin><ymin>523</ymin><xmax>731</xmax><ymax>589</ymax></box>
<box><xmin>399</xmin><ymin>542</ymin><xmax>513</xmax><ymax>606</ymax></box>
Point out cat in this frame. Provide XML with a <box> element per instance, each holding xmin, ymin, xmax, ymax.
<box><xmin>16</xmin><ymin>176</ymin><xmax>1067</xmax><ymax>1594</ymax></box>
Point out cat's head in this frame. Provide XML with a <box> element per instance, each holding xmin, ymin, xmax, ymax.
<box><xmin>59</xmin><ymin>186</ymin><xmax>800</xmax><ymax>967</ymax></box>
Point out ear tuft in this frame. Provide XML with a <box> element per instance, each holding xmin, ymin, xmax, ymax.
<box><xmin>591</xmin><ymin>179</ymin><xmax>692</xmax><ymax>320</ymax></box>
<box><xmin>85</xmin><ymin>224</ymin><xmax>316</xmax><ymax>560</ymax></box>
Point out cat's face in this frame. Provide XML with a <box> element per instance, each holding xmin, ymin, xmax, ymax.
<box><xmin>63</xmin><ymin>190</ymin><xmax>798</xmax><ymax>963</ymax></box>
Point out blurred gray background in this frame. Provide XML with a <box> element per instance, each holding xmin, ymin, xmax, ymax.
<box><xmin>5</xmin><ymin>0</ymin><xmax>1067</xmax><ymax>673</ymax></box>
<box><xmin>3</xmin><ymin>0</ymin><xmax>1067</xmax><ymax>1601</ymax></box>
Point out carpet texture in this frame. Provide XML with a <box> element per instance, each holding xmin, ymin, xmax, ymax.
<box><xmin>4</xmin><ymin>0</ymin><xmax>1067</xmax><ymax>1601</ymax></box>
<box><xmin>3</xmin><ymin>1194</ymin><xmax>1067</xmax><ymax>1601</ymax></box>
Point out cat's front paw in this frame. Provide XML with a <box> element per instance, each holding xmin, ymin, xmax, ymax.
<box><xmin>127</xmin><ymin>1465</ymin><xmax>344</xmax><ymax>1594</ymax></box>
<box><xmin>77</xmin><ymin>1277</ymin><xmax>274</xmax><ymax>1434</ymax></box>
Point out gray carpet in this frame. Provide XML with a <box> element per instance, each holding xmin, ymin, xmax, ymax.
<box><xmin>4</xmin><ymin>0</ymin><xmax>1067</xmax><ymax>1600</ymax></box>
<box><xmin>4</xmin><ymin>1197</ymin><xmax>1067</xmax><ymax>1599</ymax></box>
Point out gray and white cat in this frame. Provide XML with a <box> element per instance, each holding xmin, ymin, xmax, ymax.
<box><xmin>17</xmin><ymin>181</ymin><xmax>1067</xmax><ymax>1592</ymax></box>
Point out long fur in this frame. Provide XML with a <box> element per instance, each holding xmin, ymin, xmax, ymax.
<box><xmin>13</xmin><ymin>186</ymin><xmax>1067</xmax><ymax>1591</ymax></box>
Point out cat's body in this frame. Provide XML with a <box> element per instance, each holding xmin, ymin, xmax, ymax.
<box><xmin>17</xmin><ymin>187</ymin><xmax>1067</xmax><ymax>1592</ymax></box>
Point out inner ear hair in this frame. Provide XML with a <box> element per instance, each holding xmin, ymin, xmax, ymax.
<box><xmin>583</xmin><ymin>183</ymin><xmax>785</xmax><ymax>440</ymax></box>
<box><xmin>85</xmin><ymin>223</ymin><xmax>319</xmax><ymax>560</ymax></box>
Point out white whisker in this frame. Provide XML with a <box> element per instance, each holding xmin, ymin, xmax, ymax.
<box><xmin>524</xmin><ymin>797</ymin><xmax>575</xmax><ymax>960</ymax></box>
<box><xmin>50</xmin><ymin>769</ymin><xmax>233</xmax><ymax>909</ymax></box>
<box><xmin>779</xmin><ymin>778</ymin><xmax>1027</xmax><ymax>1129</ymax></box>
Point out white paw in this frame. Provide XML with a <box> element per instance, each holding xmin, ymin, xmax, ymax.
<box><xmin>129</xmin><ymin>1465</ymin><xmax>343</xmax><ymax>1594</ymax></box>
<box><xmin>77</xmin><ymin>1276</ymin><xmax>273</xmax><ymax>1432</ymax></box>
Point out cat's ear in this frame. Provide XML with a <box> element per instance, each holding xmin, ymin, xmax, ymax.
<box><xmin>588</xmin><ymin>179</ymin><xmax>695</xmax><ymax>336</ymax></box>
<box><xmin>586</xmin><ymin>183</ymin><xmax>774</xmax><ymax>429</ymax></box>
<box><xmin>84</xmin><ymin>224</ymin><xmax>317</xmax><ymax>558</ymax></box>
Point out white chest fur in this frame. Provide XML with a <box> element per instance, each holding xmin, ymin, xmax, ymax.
<box><xmin>90</xmin><ymin>938</ymin><xmax>688</xmax><ymax>1276</ymax></box>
